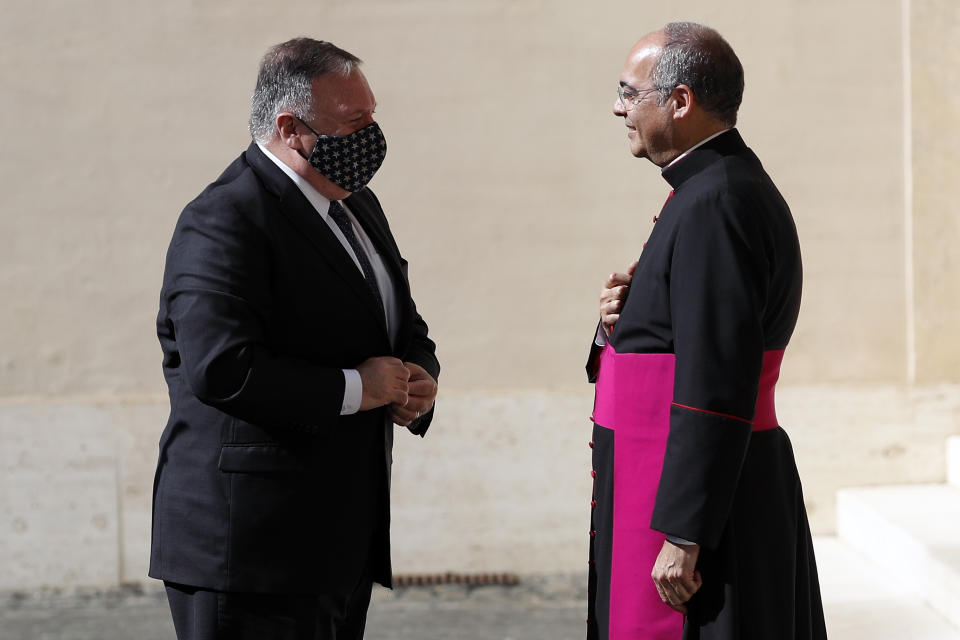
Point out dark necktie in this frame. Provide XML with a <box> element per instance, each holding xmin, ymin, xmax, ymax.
<box><xmin>328</xmin><ymin>201</ymin><xmax>385</xmax><ymax>319</ymax></box>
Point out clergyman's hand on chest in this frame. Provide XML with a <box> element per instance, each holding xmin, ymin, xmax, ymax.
<box><xmin>600</xmin><ymin>259</ymin><xmax>638</xmax><ymax>336</ymax></box>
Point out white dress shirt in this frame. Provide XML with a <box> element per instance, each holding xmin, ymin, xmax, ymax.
<box><xmin>257</xmin><ymin>143</ymin><xmax>399</xmax><ymax>415</ymax></box>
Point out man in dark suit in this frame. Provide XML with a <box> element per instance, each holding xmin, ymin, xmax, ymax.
<box><xmin>150</xmin><ymin>38</ymin><xmax>439</xmax><ymax>640</ymax></box>
<box><xmin>585</xmin><ymin>23</ymin><xmax>826</xmax><ymax>639</ymax></box>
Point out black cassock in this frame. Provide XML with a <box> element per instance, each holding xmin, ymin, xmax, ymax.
<box><xmin>586</xmin><ymin>130</ymin><xmax>828</xmax><ymax>640</ymax></box>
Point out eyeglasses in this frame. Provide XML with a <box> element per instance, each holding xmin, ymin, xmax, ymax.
<box><xmin>296</xmin><ymin>116</ymin><xmax>323</xmax><ymax>137</ymax></box>
<box><xmin>617</xmin><ymin>84</ymin><xmax>660</xmax><ymax>108</ymax></box>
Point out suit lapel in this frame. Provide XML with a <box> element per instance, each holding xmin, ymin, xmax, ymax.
<box><xmin>345</xmin><ymin>191</ymin><xmax>407</xmax><ymax>295</ymax></box>
<box><xmin>244</xmin><ymin>144</ymin><xmax>390</xmax><ymax>336</ymax></box>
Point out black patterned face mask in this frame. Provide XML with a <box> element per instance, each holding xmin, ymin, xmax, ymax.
<box><xmin>297</xmin><ymin>119</ymin><xmax>387</xmax><ymax>193</ymax></box>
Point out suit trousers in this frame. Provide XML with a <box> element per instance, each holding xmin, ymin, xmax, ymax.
<box><xmin>164</xmin><ymin>577</ymin><xmax>374</xmax><ymax>640</ymax></box>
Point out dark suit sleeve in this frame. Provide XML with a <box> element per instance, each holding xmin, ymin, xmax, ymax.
<box><xmin>650</xmin><ymin>192</ymin><xmax>769</xmax><ymax>549</ymax></box>
<box><xmin>398</xmin><ymin>256</ymin><xmax>440</xmax><ymax>437</ymax></box>
<box><xmin>163</xmin><ymin>196</ymin><xmax>346</xmax><ymax>431</ymax></box>
<box><xmin>354</xmin><ymin>187</ymin><xmax>440</xmax><ymax>437</ymax></box>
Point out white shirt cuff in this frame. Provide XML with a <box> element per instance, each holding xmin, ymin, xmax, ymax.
<box><xmin>595</xmin><ymin>323</ymin><xmax>608</xmax><ymax>346</ymax></box>
<box><xmin>341</xmin><ymin>369</ymin><xmax>362</xmax><ymax>415</ymax></box>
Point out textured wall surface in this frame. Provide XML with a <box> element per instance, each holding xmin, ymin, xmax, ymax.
<box><xmin>0</xmin><ymin>0</ymin><xmax>957</xmax><ymax>591</ymax></box>
<box><xmin>3</xmin><ymin>387</ymin><xmax>959</xmax><ymax>589</ymax></box>
<box><xmin>0</xmin><ymin>0</ymin><xmax>914</xmax><ymax>395</ymax></box>
<box><xmin>911</xmin><ymin>0</ymin><xmax>960</xmax><ymax>383</ymax></box>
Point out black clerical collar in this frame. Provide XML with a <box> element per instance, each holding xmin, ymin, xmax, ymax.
<box><xmin>661</xmin><ymin>128</ymin><xmax>747</xmax><ymax>190</ymax></box>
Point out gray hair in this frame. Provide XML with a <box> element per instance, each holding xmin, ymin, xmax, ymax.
<box><xmin>248</xmin><ymin>38</ymin><xmax>362</xmax><ymax>143</ymax></box>
<box><xmin>652</xmin><ymin>22</ymin><xmax>744</xmax><ymax>126</ymax></box>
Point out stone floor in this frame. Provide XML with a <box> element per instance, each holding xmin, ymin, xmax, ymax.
<box><xmin>0</xmin><ymin>575</ymin><xmax>585</xmax><ymax>640</ymax></box>
<box><xmin>3</xmin><ymin>541</ymin><xmax>959</xmax><ymax>640</ymax></box>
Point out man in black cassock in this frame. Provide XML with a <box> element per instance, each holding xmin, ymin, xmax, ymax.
<box><xmin>585</xmin><ymin>22</ymin><xmax>828</xmax><ymax>640</ymax></box>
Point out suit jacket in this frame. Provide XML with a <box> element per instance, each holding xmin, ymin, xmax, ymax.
<box><xmin>149</xmin><ymin>142</ymin><xmax>439</xmax><ymax>596</ymax></box>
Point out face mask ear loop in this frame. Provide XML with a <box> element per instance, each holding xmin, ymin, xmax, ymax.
<box><xmin>293</xmin><ymin>116</ymin><xmax>320</xmax><ymax>162</ymax></box>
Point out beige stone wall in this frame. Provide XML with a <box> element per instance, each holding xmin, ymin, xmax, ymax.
<box><xmin>0</xmin><ymin>0</ymin><xmax>917</xmax><ymax>395</ymax></box>
<box><xmin>911</xmin><ymin>0</ymin><xmax>960</xmax><ymax>383</ymax></box>
<box><xmin>1</xmin><ymin>0</ymin><xmax>958</xmax><ymax>590</ymax></box>
<box><xmin>4</xmin><ymin>388</ymin><xmax>958</xmax><ymax>589</ymax></box>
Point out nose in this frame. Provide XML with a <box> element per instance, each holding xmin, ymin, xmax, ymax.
<box><xmin>613</xmin><ymin>97</ymin><xmax>627</xmax><ymax>117</ymax></box>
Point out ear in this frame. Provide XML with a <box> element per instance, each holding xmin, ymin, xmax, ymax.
<box><xmin>275</xmin><ymin>113</ymin><xmax>305</xmax><ymax>151</ymax></box>
<box><xmin>671</xmin><ymin>84</ymin><xmax>695</xmax><ymax>120</ymax></box>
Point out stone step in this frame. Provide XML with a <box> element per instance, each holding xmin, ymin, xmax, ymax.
<box><xmin>836</xmin><ymin>484</ymin><xmax>960</xmax><ymax>633</ymax></box>
<box><xmin>948</xmin><ymin>436</ymin><xmax>960</xmax><ymax>487</ymax></box>
<box><xmin>816</xmin><ymin>536</ymin><xmax>960</xmax><ymax>639</ymax></box>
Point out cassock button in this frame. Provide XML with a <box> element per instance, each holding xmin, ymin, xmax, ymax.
<box><xmin>591</xmin><ymin>500</ymin><xmax>597</xmax><ymax>508</ymax></box>
<box><xmin>589</xmin><ymin>529</ymin><xmax>597</xmax><ymax>537</ymax></box>
<box><xmin>588</xmin><ymin>441</ymin><xmax>595</xmax><ymax>448</ymax></box>
<box><xmin>590</xmin><ymin>470</ymin><xmax>597</xmax><ymax>478</ymax></box>
<box><xmin>643</xmin><ymin>241</ymin><xmax>648</xmax><ymax>249</ymax></box>
<box><xmin>653</xmin><ymin>215</ymin><xmax>659</xmax><ymax>223</ymax></box>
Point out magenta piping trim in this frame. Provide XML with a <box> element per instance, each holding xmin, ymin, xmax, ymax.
<box><xmin>670</xmin><ymin>402</ymin><xmax>752</xmax><ymax>425</ymax></box>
